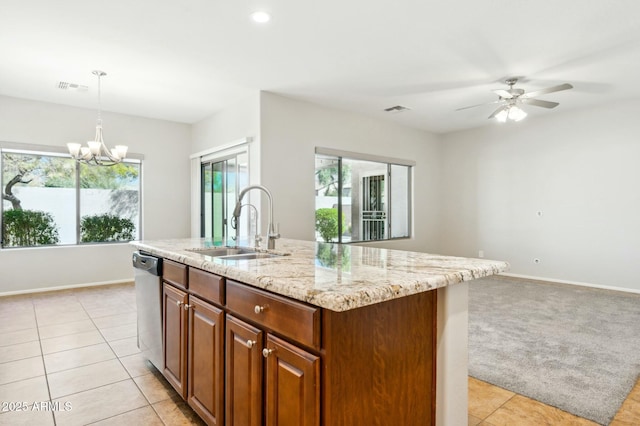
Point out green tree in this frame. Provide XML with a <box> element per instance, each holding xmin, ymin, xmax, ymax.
<box><xmin>81</xmin><ymin>214</ymin><xmax>135</xmax><ymax>242</ymax></box>
<box><xmin>2</xmin><ymin>210</ymin><xmax>59</xmax><ymax>247</ymax></box>
<box><xmin>315</xmin><ymin>208</ymin><xmax>345</xmax><ymax>242</ymax></box>
<box><xmin>79</xmin><ymin>162</ymin><xmax>139</xmax><ymax>189</ymax></box>
<box><xmin>315</xmin><ymin>164</ymin><xmax>350</xmax><ymax>196</ymax></box>
<box><xmin>2</xmin><ymin>152</ymin><xmax>139</xmax><ymax>194</ymax></box>
<box><xmin>2</xmin><ymin>152</ymin><xmax>139</xmax><ymax>246</ymax></box>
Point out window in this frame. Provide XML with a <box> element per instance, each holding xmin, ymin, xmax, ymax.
<box><xmin>1</xmin><ymin>145</ymin><xmax>141</xmax><ymax>248</ymax></box>
<box><xmin>200</xmin><ymin>151</ymin><xmax>249</xmax><ymax>244</ymax></box>
<box><xmin>315</xmin><ymin>148</ymin><xmax>413</xmax><ymax>243</ymax></box>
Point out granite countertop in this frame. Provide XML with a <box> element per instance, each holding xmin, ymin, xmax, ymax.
<box><xmin>131</xmin><ymin>238</ymin><xmax>509</xmax><ymax>312</ymax></box>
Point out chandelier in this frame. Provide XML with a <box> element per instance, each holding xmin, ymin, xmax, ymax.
<box><xmin>67</xmin><ymin>70</ymin><xmax>128</xmax><ymax>166</ymax></box>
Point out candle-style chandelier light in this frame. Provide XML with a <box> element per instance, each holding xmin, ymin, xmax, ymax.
<box><xmin>67</xmin><ymin>70</ymin><xmax>128</xmax><ymax>166</ymax></box>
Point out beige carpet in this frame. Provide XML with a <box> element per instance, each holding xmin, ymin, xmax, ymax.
<box><xmin>469</xmin><ymin>276</ymin><xmax>640</xmax><ymax>425</ymax></box>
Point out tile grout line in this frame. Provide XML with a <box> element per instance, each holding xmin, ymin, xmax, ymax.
<box><xmin>39</xmin><ymin>289</ymin><xmax>133</xmax><ymax>424</ymax></box>
<box><xmin>80</xmin><ymin>290</ymin><xmax>165</xmax><ymax>424</ymax></box>
<box><xmin>98</xmin><ymin>288</ymin><xmax>173</xmax><ymax>425</ymax></box>
<box><xmin>1</xmin><ymin>286</ymin><xmax>180</xmax><ymax>426</ymax></box>
<box><xmin>41</xmin><ymin>287</ymin><xmax>145</xmax><ymax>424</ymax></box>
<box><xmin>478</xmin><ymin>392</ymin><xmax>517</xmax><ymax>425</ymax></box>
<box><xmin>32</xmin><ymin>294</ymin><xmax>57</xmax><ymax>426</ymax></box>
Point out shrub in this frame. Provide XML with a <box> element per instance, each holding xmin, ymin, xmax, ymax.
<box><xmin>2</xmin><ymin>209</ymin><xmax>59</xmax><ymax>247</ymax></box>
<box><xmin>315</xmin><ymin>208</ymin><xmax>344</xmax><ymax>242</ymax></box>
<box><xmin>81</xmin><ymin>214</ymin><xmax>135</xmax><ymax>243</ymax></box>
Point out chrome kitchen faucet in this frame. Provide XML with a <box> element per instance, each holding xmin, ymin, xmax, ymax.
<box><xmin>232</xmin><ymin>185</ymin><xmax>280</xmax><ymax>249</ymax></box>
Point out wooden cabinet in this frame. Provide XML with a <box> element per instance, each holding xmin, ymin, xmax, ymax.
<box><xmin>158</xmin><ymin>259</ymin><xmax>436</xmax><ymax>426</ymax></box>
<box><xmin>163</xmin><ymin>283</ymin><xmax>187</xmax><ymax>398</ymax></box>
<box><xmin>225</xmin><ymin>314</ymin><xmax>263</xmax><ymax>426</ymax></box>
<box><xmin>226</xmin><ymin>280</ymin><xmax>320</xmax><ymax>350</ymax></box>
<box><xmin>163</xmin><ymin>259</ymin><xmax>188</xmax><ymax>289</ymax></box>
<box><xmin>321</xmin><ymin>289</ymin><xmax>437</xmax><ymax>425</ymax></box>
<box><xmin>187</xmin><ymin>295</ymin><xmax>224</xmax><ymax>425</ymax></box>
<box><xmin>264</xmin><ymin>334</ymin><xmax>320</xmax><ymax>426</ymax></box>
<box><xmin>225</xmin><ymin>280</ymin><xmax>320</xmax><ymax>426</ymax></box>
<box><xmin>190</xmin><ymin>267</ymin><xmax>225</xmax><ymax>305</ymax></box>
<box><xmin>225</xmin><ymin>313</ymin><xmax>320</xmax><ymax>426</ymax></box>
<box><xmin>163</xmin><ymin>270</ymin><xmax>225</xmax><ymax>426</ymax></box>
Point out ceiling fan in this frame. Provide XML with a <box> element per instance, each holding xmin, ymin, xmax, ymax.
<box><xmin>457</xmin><ymin>78</ymin><xmax>573</xmax><ymax>122</ymax></box>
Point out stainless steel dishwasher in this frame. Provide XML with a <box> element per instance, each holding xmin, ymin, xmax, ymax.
<box><xmin>133</xmin><ymin>251</ymin><xmax>163</xmax><ymax>371</ymax></box>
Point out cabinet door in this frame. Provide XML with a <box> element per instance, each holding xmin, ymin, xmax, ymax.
<box><xmin>188</xmin><ymin>296</ymin><xmax>224</xmax><ymax>425</ymax></box>
<box><xmin>163</xmin><ymin>283</ymin><xmax>188</xmax><ymax>398</ymax></box>
<box><xmin>226</xmin><ymin>315</ymin><xmax>263</xmax><ymax>426</ymax></box>
<box><xmin>264</xmin><ymin>334</ymin><xmax>320</xmax><ymax>426</ymax></box>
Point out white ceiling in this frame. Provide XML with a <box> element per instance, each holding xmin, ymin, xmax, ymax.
<box><xmin>2</xmin><ymin>1</ymin><xmax>640</xmax><ymax>134</ymax></box>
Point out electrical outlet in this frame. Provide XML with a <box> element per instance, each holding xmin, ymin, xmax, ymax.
<box><xmin>478</xmin><ymin>250</ymin><xmax>484</xmax><ymax>258</ymax></box>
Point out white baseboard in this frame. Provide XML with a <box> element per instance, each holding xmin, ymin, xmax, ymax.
<box><xmin>0</xmin><ymin>279</ymin><xmax>134</xmax><ymax>297</ymax></box>
<box><xmin>500</xmin><ymin>272</ymin><xmax>640</xmax><ymax>295</ymax></box>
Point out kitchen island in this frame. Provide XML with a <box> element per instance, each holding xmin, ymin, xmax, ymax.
<box><xmin>131</xmin><ymin>238</ymin><xmax>508</xmax><ymax>426</ymax></box>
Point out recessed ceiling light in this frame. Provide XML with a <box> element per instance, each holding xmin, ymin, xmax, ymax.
<box><xmin>250</xmin><ymin>11</ymin><xmax>271</xmax><ymax>23</ymax></box>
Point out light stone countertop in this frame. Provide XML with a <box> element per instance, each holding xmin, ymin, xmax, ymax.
<box><xmin>131</xmin><ymin>238</ymin><xmax>509</xmax><ymax>312</ymax></box>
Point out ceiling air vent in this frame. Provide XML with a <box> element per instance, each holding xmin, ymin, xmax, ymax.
<box><xmin>57</xmin><ymin>81</ymin><xmax>89</xmax><ymax>92</ymax></box>
<box><xmin>384</xmin><ymin>105</ymin><xmax>411</xmax><ymax>113</ymax></box>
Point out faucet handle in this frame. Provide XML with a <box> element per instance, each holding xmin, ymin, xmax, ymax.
<box><xmin>269</xmin><ymin>223</ymin><xmax>281</xmax><ymax>239</ymax></box>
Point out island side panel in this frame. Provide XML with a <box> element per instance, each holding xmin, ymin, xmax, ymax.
<box><xmin>321</xmin><ymin>290</ymin><xmax>437</xmax><ymax>426</ymax></box>
<box><xmin>436</xmin><ymin>282</ymin><xmax>469</xmax><ymax>426</ymax></box>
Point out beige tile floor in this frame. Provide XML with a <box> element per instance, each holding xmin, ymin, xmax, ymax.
<box><xmin>0</xmin><ymin>283</ymin><xmax>204</xmax><ymax>426</ymax></box>
<box><xmin>469</xmin><ymin>376</ymin><xmax>640</xmax><ymax>425</ymax></box>
<box><xmin>3</xmin><ymin>283</ymin><xmax>640</xmax><ymax>425</ymax></box>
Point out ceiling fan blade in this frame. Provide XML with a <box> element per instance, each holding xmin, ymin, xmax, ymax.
<box><xmin>492</xmin><ymin>89</ymin><xmax>514</xmax><ymax>99</ymax></box>
<box><xmin>488</xmin><ymin>105</ymin><xmax>508</xmax><ymax>119</ymax></box>
<box><xmin>521</xmin><ymin>98</ymin><xmax>559</xmax><ymax>109</ymax></box>
<box><xmin>455</xmin><ymin>99</ymin><xmax>503</xmax><ymax>111</ymax></box>
<box><xmin>521</xmin><ymin>83</ymin><xmax>573</xmax><ymax>99</ymax></box>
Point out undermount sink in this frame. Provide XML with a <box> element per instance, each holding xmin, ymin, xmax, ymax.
<box><xmin>217</xmin><ymin>252</ymin><xmax>280</xmax><ymax>261</ymax></box>
<box><xmin>187</xmin><ymin>247</ymin><xmax>257</xmax><ymax>257</ymax></box>
<box><xmin>187</xmin><ymin>247</ymin><xmax>283</xmax><ymax>260</ymax></box>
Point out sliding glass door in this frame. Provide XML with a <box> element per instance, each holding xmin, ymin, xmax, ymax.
<box><xmin>201</xmin><ymin>152</ymin><xmax>248</xmax><ymax>244</ymax></box>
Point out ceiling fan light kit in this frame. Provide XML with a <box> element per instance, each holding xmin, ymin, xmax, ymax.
<box><xmin>457</xmin><ymin>78</ymin><xmax>573</xmax><ymax>124</ymax></box>
<box><xmin>495</xmin><ymin>105</ymin><xmax>527</xmax><ymax>123</ymax></box>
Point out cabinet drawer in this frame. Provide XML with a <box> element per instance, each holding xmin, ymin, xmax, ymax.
<box><xmin>189</xmin><ymin>268</ymin><xmax>225</xmax><ymax>306</ymax></box>
<box><xmin>226</xmin><ymin>280</ymin><xmax>320</xmax><ymax>350</ymax></box>
<box><xmin>164</xmin><ymin>259</ymin><xmax>188</xmax><ymax>289</ymax></box>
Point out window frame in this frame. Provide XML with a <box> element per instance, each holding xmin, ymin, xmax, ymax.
<box><xmin>0</xmin><ymin>141</ymin><xmax>143</xmax><ymax>249</ymax></box>
<box><xmin>315</xmin><ymin>147</ymin><xmax>414</xmax><ymax>244</ymax></box>
<box><xmin>196</xmin><ymin>141</ymin><xmax>251</xmax><ymax>243</ymax></box>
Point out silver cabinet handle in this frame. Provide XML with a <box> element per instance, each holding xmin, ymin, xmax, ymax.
<box><xmin>246</xmin><ymin>340</ymin><xmax>256</xmax><ymax>349</ymax></box>
<box><xmin>176</xmin><ymin>301</ymin><xmax>183</xmax><ymax>307</ymax></box>
<box><xmin>254</xmin><ymin>305</ymin><xmax>266</xmax><ymax>314</ymax></box>
<box><xmin>262</xmin><ymin>348</ymin><xmax>274</xmax><ymax>358</ymax></box>
<box><xmin>183</xmin><ymin>304</ymin><xmax>192</xmax><ymax>310</ymax></box>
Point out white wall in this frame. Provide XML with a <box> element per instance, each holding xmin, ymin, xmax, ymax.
<box><xmin>191</xmin><ymin>93</ymin><xmax>260</xmax><ymax>154</ymax></box>
<box><xmin>440</xmin><ymin>100</ymin><xmax>640</xmax><ymax>290</ymax></box>
<box><xmin>190</xmin><ymin>93</ymin><xmax>261</xmax><ymax>238</ymax></box>
<box><xmin>0</xmin><ymin>95</ymin><xmax>191</xmax><ymax>294</ymax></box>
<box><xmin>260</xmin><ymin>92</ymin><xmax>441</xmax><ymax>253</ymax></box>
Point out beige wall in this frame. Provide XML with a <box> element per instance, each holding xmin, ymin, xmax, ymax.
<box><xmin>189</xmin><ymin>93</ymin><xmax>261</xmax><ymax>238</ymax></box>
<box><xmin>440</xmin><ymin>100</ymin><xmax>640</xmax><ymax>291</ymax></box>
<box><xmin>259</xmin><ymin>92</ymin><xmax>442</xmax><ymax>253</ymax></box>
<box><xmin>8</xmin><ymin>89</ymin><xmax>635</xmax><ymax>293</ymax></box>
<box><xmin>0</xmin><ymin>95</ymin><xmax>191</xmax><ymax>294</ymax></box>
